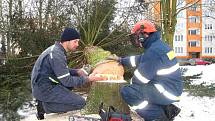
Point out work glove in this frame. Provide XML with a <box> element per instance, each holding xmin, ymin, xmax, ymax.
<box><xmin>88</xmin><ymin>72</ymin><xmax>106</xmax><ymax>82</ymax></box>
<box><xmin>79</xmin><ymin>64</ymin><xmax>93</xmax><ymax>76</ymax></box>
<box><xmin>106</xmin><ymin>54</ymin><xmax>120</xmax><ymax>62</ymax></box>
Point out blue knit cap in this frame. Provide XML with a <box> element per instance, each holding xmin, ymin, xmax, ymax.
<box><xmin>61</xmin><ymin>28</ymin><xmax>80</xmax><ymax>42</ymax></box>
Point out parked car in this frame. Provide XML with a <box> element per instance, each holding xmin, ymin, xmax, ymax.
<box><xmin>178</xmin><ymin>59</ymin><xmax>195</xmax><ymax>66</ymax></box>
<box><xmin>204</xmin><ymin>58</ymin><xmax>215</xmax><ymax>63</ymax></box>
<box><xmin>189</xmin><ymin>58</ymin><xmax>212</xmax><ymax>65</ymax></box>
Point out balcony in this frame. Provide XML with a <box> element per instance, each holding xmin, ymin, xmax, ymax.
<box><xmin>187</xmin><ymin>46</ymin><xmax>201</xmax><ymax>52</ymax></box>
<box><xmin>187</xmin><ymin>10</ymin><xmax>201</xmax><ymax>15</ymax></box>
<box><xmin>187</xmin><ymin>23</ymin><xmax>201</xmax><ymax>28</ymax></box>
<box><xmin>188</xmin><ymin>40</ymin><xmax>201</xmax><ymax>52</ymax></box>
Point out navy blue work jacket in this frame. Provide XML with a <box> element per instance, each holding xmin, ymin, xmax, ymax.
<box><xmin>120</xmin><ymin>32</ymin><xmax>183</xmax><ymax>98</ymax></box>
<box><xmin>31</xmin><ymin>42</ymin><xmax>87</xmax><ymax>102</ymax></box>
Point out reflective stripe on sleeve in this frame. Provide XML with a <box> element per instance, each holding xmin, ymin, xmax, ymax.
<box><xmin>134</xmin><ymin>70</ymin><xmax>150</xmax><ymax>83</ymax></box>
<box><xmin>130</xmin><ymin>101</ymin><xmax>148</xmax><ymax>110</ymax></box>
<box><xmin>154</xmin><ymin>84</ymin><xmax>180</xmax><ymax>101</ymax></box>
<box><xmin>49</xmin><ymin>77</ymin><xmax>59</xmax><ymax>84</ymax></box>
<box><xmin>57</xmin><ymin>73</ymin><xmax>70</xmax><ymax>79</ymax></box>
<box><xmin>130</xmin><ymin>56</ymin><xmax>136</xmax><ymax>67</ymax></box>
<box><xmin>50</xmin><ymin>45</ymin><xmax>55</xmax><ymax>59</ymax></box>
<box><xmin>157</xmin><ymin>63</ymin><xmax>179</xmax><ymax>75</ymax></box>
<box><xmin>50</xmin><ymin>53</ymin><xmax>53</xmax><ymax>59</ymax></box>
<box><xmin>130</xmin><ymin>78</ymin><xmax>133</xmax><ymax>84</ymax></box>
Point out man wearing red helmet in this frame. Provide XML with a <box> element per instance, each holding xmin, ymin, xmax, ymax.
<box><xmin>109</xmin><ymin>20</ymin><xmax>183</xmax><ymax>121</ymax></box>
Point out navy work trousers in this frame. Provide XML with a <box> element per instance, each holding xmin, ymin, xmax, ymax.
<box><xmin>120</xmin><ymin>84</ymin><xmax>174</xmax><ymax>121</ymax></box>
<box><xmin>42</xmin><ymin>101</ymin><xmax>85</xmax><ymax>113</ymax></box>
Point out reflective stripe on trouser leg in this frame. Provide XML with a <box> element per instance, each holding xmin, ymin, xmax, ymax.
<box><xmin>130</xmin><ymin>101</ymin><xmax>148</xmax><ymax>110</ymax></box>
<box><xmin>154</xmin><ymin>84</ymin><xmax>180</xmax><ymax>101</ymax></box>
<box><xmin>49</xmin><ymin>77</ymin><xmax>59</xmax><ymax>84</ymax></box>
<box><xmin>136</xmin><ymin>104</ymin><xmax>168</xmax><ymax>121</ymax></box>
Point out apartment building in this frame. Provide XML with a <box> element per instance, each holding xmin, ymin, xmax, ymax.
<box><xmin>174</xmin><ymin>0</ymin><xmax>215</xmax><ymax>59</ymax></box>
<box><xmin>153</xmin><ymin>0</ymin><xmax>215</xmax><ymax>59</ymax></box>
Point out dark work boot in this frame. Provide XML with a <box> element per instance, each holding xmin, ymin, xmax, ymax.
<box><xmin>98</xmin><ymin>102</ymin><xmax>107</xmax><ymax>121</ymax></box>
<box><xmin>151</xmin><ymin>112</ymin><xmax>169</xmax><ymax>121</ymax></box>
<box><xmin>163</xmin><ymin>104</ymin><xmax>181</xmax><ymax>121</ymax></box>
<box><xmin>36</xmin><ymin>100</ymin><xmax>45</xmax><ymax>120</ymax></box>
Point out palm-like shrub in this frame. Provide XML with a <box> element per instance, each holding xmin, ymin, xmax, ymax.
<box><xmin>69</xmin><ymin>0</ymin><xmax>130</xmax><ymax>113</ymax></box>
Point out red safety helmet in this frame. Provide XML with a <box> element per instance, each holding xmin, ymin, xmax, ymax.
<box><xmin>131</xmin><ymin>19</ymin><xmax>157</xmax><ymax>34</ymax></box>
<box><xmin>130</xmin><ymin>20</ymin><xmax>157</xmax><ymax>47</ymax></box>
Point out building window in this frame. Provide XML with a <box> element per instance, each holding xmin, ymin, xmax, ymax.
<box><xmin>181</xmin><ymin>35</ymin><xmax>183</xmax><ymax>41</ymax></box>
<box><xmin>176</xmin><ymin>23</ymin><xmax>184</xmax><ymax>29</ymax></box>
<box><xmin>177</xmin><ymin>12</ymin><xmax>183</xmax><ymax>18</ymax></box>
<box><xmin>205</xmin><ymin>47</ymin><xmax>213</xmax><ymax>53</ymax></box>
<box><xmin>205</xmin><ymin>11</ymin><xmax>211</xmax><ymax>17</ymax></box>
<box><xmin>189</xmin><ymin>40</ymin><xmax>200</xmax><ymax>47</ymax></box>
<box><xmin>175</xmin><ymin>47</ymin><xmax>183</xmax><ymax>53</ymax></box>
<box><xmin>177</xmin><ymin>0</ymin><xmax>184</xmax><ymax>4</ymax></box>
<box><xmin>188</xmin><ymin>29</ymin><xmax>200</xmax><ymax>35</ymax></box>
<box><xmin>206</xmin><ymin>0</ymin><xmax>214</xmax><ymax>5</ymax></box>
<box><xmin>189</xmin><ymin>4</ymin><xmax>200</xmax><ymax>11</ymax></box>
<box><xmin>175</xmin><ymin>35</ymin><xmax>183</xmax><ymax>41</ymax></box>
<box><xmin>205</xmin><ymin>35</ymin><xmax>213</xmax><ymax>42</ymax></box>
<box><xmin>188</xmin><ymin>16</ymin><xmax>200</xmax><ymax>23</ymax></box>
<box><xmin>205</xmin><ymin>24</ymin><xmax>213</xmax><ymax>29</ymax></box>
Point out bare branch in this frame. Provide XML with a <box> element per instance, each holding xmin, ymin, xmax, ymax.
<box><xmin>176</xmin><ymin>0</ymin><xmax>201</xmax><ymax>16</ymax></box>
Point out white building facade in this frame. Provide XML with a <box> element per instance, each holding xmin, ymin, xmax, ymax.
<box><xmin>174</xmin><ymin>0</ymin><xmax>215</xmax><ymax>59</ymax></box>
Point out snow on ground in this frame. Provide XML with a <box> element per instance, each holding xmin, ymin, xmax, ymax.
<box><xmin>21</xmin><ymin>111</ymin><xmax>101</xmax><ymax>121</ymax></box>
<box><xmin>174</xmin><ymin>92</ymin><xmax>215</xmax><ymax>121</ymax></box>
<box><xmin>181</xmin><ymin>64</ymin><xmax>215</xmax><ymax>85</ymax></box>
<box><xmin>20</xmin><ymin>64</ymin><xmax>215</xmax><ymax>121</ymax></box>
<box><xmin>174</xmin><ymin>64</ymin><xmax>215</xmax><ymax>121</ymax></box>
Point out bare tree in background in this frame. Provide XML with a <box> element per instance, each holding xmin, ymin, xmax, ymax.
<box><xmin>131</xmin><ymin>0</ymin><xmax>201</xmax><ymax>48</ymax></box>
<box><xmin>202</xmin><ymin>0</ymin><xmax>215</xmax><ymax>19</ymax></box>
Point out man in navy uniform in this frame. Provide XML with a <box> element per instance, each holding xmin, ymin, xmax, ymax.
<box><xmin>31</xmin><ymin>28</ymin><xmax>104</xmax><ymax>119</ymax></box>
<box><xmin>109</xmin><ymin>20</ymin><xmax>183</xmax><ymax>121</ymax></box>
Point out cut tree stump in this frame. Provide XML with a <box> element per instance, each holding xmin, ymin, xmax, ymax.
<box><xmin>84</xmin><ymin>60</ymin><xmax>130</xmax><ymax>114</ymax></box>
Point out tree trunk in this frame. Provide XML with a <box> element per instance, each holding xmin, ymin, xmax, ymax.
<box><xmin>160</xmin><ymin>0</ymin><xmax>177</xmax><ymax>48</ymax></box>
<box><xmin>85</xmin><ymin>82</ymin><xmax>129</xmax><ymax>114</ymax></box>
<box><xmin>38</xmin><ymin>0</ymin><xmax>43</xmax><ymax>29</ymax></box>
<box><xmin>83</xmin><ymin>46</ymin><xmax>130</xmax><ymax>114</ymax></box>
<box><xmin>7</xmin><ymin>0</ymin><xmax>13</xmax><ymax>56</ymax></box>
